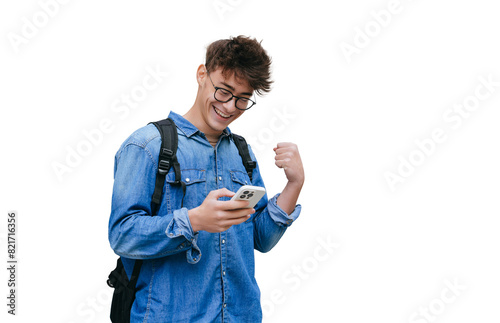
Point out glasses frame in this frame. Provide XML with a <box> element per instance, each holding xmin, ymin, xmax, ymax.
<box><xmin>207</xmin><ymin>72</ymin><xmax>256</xmax><ymax>111</ymax></box>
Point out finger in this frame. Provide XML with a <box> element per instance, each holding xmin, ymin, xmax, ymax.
<box><xmin>275</xmin><ymin>160</ymin><xmax>287</xmax><ymax>170</ymax></box>
<box><xmin>275</xmin><ymin>154</ymin><xmax>291</xmax><ymax>163</ymax></box>
<box><xmin>274</xmin><ymin>147</ymin><xmax>287</xmax><ymax>154</ymax></box>
<box><xmin>224</xmin><ymin>207</ymin><xmax>255</xmax><ymax>219</ymax></box>
<box><xmin>274</xmin><ymin>144</ymin><xmax>298</xmax><ymax>155</ymax></box>
<box><xmin>220</xmin><ymin>199</ymin><xmax>250</xmax><ymax>211</ymax></box>
<box><xmin>274</xmin><ymin>152</ymin><xmax>292</xmax><ymax>161</ymax></box>
<box><xmin>276</xmin><ymin>142</ymin><xmax>293</xmax><ymax>149</ymax></box>
<box><xmin>219</xmin><ymin>215</ymin><xmax>251</xmax><ymax>229</ymax></box>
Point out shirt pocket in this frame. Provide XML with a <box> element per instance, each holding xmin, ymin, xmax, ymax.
<box><xmin>166</xmin><ymin>169</ymin><xmax>207</xmax><ymax>210</ymax></box>
<box><xmin>229</xmin><ymin>170</ymin><xmax>250</xmax><ymax>193</ymax></box>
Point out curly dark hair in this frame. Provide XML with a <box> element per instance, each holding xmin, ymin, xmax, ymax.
<box><xmin>205</xmin><ymin>35</ymin><xmax>273</xmax><ymax>95</ymax></box>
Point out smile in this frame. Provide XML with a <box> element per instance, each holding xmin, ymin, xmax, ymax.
<box><xmin>213</xmin><ymin>106</ymin><xmax>231</xmax><ymax>119</ymax></box>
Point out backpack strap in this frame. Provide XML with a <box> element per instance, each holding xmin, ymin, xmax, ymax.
<box><xmin>119</xmin><ymin>118</ymin><xmax>185</xmax><ymax>308</ymax></box>
<box><xmin>149</xmin><ymin>117</ymin><xmax>186</xmax><ymax>213</ymax></box>
<box><xmin>232</xmin><ymin>134</ymin><xmax>256</xmax><ymax>182</ymax></box>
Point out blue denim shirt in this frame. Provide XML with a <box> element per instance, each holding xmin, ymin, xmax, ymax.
<box><xmin>108</xmin><ymin>111</ymin><xmax>301</xmax><ymax>322</ymax></box>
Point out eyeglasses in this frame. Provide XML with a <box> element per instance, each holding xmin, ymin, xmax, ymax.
<box><xmin>207</xmin><ymin>72</ymin><xmax>256</xmax><ymax>110</ymax></box>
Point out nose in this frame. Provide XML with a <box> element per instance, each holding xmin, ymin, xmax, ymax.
<box><xmin>222</xmin><ymin>97</ymin><xmax>238</xmax><ymax>113</ymax></box>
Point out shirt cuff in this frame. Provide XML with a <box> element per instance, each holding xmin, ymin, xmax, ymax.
<box><xmin>267</xmin><ymin>194</ymin><xmax>301</xmax><ymax>227</ymax></box>
<box><xmin>165</xmin><ymin>208</ymin><xmax>201</xmax><ymax>264</ymax></box>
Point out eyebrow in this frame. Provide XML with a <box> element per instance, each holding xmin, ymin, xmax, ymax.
<box><xmin>220</xmin><ymin>81</ymin><xmax>253</xmax><ymax>97</ymax></box>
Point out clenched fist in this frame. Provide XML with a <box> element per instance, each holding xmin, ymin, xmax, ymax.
<box><xmin>274</xmin><ymin>142</ymin><xmax>305</xmax><ymax>186</ymax></box>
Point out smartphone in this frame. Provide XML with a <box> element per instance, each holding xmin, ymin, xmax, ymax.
<box><xmin>230</xmin><ymin>185</ymin><xmax>266</xmax><ymax>209</ymax></box>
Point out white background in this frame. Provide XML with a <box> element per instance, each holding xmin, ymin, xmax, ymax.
<box><xmin>1</xmin><ymin>0</ymin><xmax>499</xmax><ymax>322</ymax></box>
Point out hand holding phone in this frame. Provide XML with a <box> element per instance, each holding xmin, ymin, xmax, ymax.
<box><xmin>230</xmin><ymin>185</ymin><xmax>266</xmax><ymax>209</ymax></box>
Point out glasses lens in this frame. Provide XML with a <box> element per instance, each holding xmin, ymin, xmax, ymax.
<box><xmin>235</xmin><ymin>98</ymin><xmax>252</xmax><ymax>110</ymax></box>
<box><xmin>214</xmin><ymin>87</ymin><xmax>255</xmax><ymax>110</ymax></box>
<box><xmin>215</xmin><ymin>88</ymin><xmax>232</xmax><ymax>102</ymax></box>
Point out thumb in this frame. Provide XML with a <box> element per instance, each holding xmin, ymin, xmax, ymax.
<box><xmin>209</xmin><ymin>188</ymin><xmax>235</xmax><ymax>200</ymax></box>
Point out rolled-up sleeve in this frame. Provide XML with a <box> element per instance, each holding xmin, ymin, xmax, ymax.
<box><xmin>267</xmin><ymin>193</ymin><xmax>301</xmax><ymax>227</ymax></box>
<box><xmin>166</xmin><ymin>208</ymin><xmax>201</xmax><ymax>264</ymax></box>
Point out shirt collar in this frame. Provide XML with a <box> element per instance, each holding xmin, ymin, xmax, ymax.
<box><xmin>168</xmin><ymin>111</ymin><xmax>232</xmax><ymax>138</ymax></box>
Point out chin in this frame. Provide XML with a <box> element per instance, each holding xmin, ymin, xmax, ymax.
<box><xmin>209</xmin><ymin>104</ymin><xmax>234</xmax><ymax>126</ymax></box>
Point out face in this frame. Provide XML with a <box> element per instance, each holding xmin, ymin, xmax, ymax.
<box><xmin>195</xmin><ymin>65</ymin><xmax>254</xmax><ymax>137</ymax></box>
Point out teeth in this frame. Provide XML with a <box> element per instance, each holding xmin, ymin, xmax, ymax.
<box><xmin>214</xmin><ymin>106</ymin><xmax>230</xmax><ymax>118</ymax></box>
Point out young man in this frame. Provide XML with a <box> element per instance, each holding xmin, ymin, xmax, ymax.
<box><xmin>108</xmin><ymin>36</ymin><xmax>304</xmax><ymax>322</ymax></box>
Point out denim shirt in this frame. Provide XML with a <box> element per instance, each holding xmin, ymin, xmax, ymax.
<box><xmin>108</xmin><ymin>111</ymin><xmax>301</xmax><ymax>322</ymax></box>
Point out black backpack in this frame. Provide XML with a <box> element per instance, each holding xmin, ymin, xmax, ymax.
<box><xmin>106</xmin><ymin>117</ymin><xmax>256</xmax><ymax>323</ymax></box>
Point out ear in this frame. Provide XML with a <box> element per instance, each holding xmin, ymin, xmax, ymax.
<box><xmin>196</xmin><ymin>64</ymin><xmax>207</xmax><ymax>86</ymax></box>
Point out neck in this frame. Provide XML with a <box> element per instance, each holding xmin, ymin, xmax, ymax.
<box><xmin>207</xmin><ymin>137</ymin><xmax>218</xmax><ymax>148</ymax></box>
<box><xmin>183</xmin><ymin>106</ymin><xmax>222</xmax><ymax>148</ymax></box>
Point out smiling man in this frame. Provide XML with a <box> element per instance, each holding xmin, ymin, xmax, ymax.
<box><xmin>108</xmin><ymin>36</ymin><xmax>304</xmax><ymax>322</ymax></box>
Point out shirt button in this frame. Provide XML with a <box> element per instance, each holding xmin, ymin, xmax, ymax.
<box><xmin>223</xmin><ymin>271</ymin><xmax>226</xmax><ymax>276</ymax></box>
<box><xmin>218</xmin><ymin>176</ymin><xmax>222</xmax><ymax>181</ymax></box>
<box><xmin>222</xmin><ymin>239</ymin><xmax>226</xmax><ymax>244</ymax></box>
<box><xmin>185</xmin><ymin>178</ymin><xmax>190</xmax><ymax>183</ymax></box>
<box><xmin>223</xmin><ymin>303</ymin><xmax>227</xmax><ymax>308</ymax></box>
